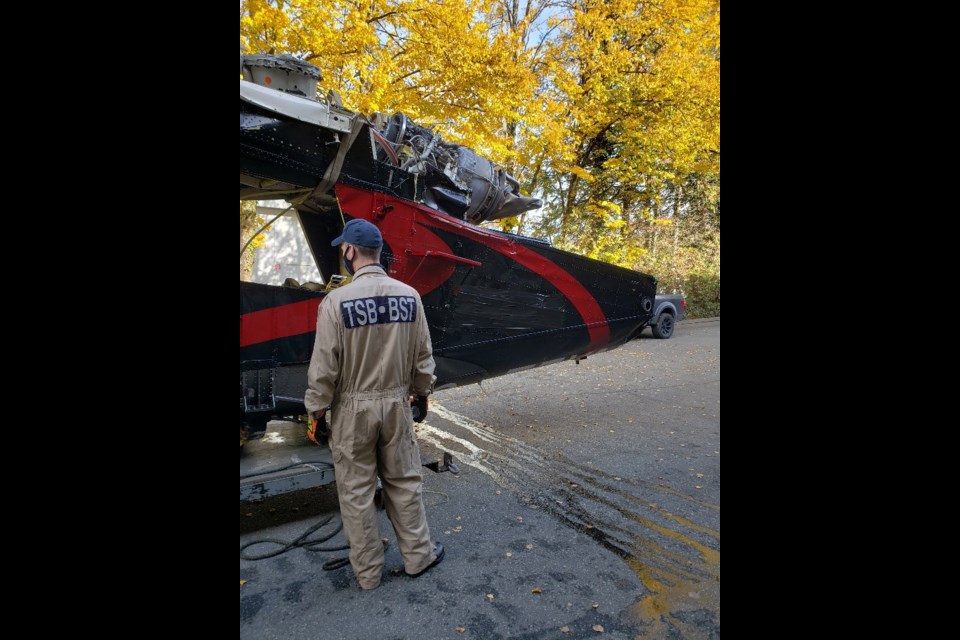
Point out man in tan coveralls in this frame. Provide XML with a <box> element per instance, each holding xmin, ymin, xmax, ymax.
<box><xmin>305</xmin><ymin>218</ymin><xmax>443</xmax><ymax>590</ymax></box>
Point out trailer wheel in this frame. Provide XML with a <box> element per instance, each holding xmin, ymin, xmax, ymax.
<box><xmin>651</xmin><ymin>313</ymin><xmax>674</xmax><ymax>339</ymax></box>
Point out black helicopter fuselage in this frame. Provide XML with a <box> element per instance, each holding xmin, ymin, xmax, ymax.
<box><xmin>240</xmin><ymin>64</ymin><xmax>656</xmax><ymax>436</ymax></box>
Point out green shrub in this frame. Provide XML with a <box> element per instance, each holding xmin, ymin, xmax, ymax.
<box><xmin>683</xmin><ymin>273</ymin><xmax>720</xmax><ymax>318</ymax></box>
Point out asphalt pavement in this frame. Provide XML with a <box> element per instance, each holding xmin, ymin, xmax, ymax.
<box><xmin>240</xmin><ymin>318</ymin><xmax>720</xmax><ymax>639</ymax></box>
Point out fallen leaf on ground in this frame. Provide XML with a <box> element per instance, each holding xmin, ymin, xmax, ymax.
<box><xmin>532</xmin><ymin>587</ymin><xmax>542</xmax><ymax>594</ymax></box>
<box><xmin>516</xmin><ymin>516</ymin><xmax>523</xmax><ymax>522</ymax></box>
<box><xmin>486</xmin><ymin>593</ymin><xmax>494</xmax><ymax>601</ymax></box>
<box><xmin>592</xmin><ymin>603</ymin><xmax>599</xmax><ymax>609</ymax></box>
<box><xmin>560</xmin><ymin>626</ymin><xmax>570</xmax><ymax>633</ymax></box>
<box><xmin>592</xmin><ymin>624</ymin><xmax>604</xmax><ymax>632</ymax></box>
<box><xmin>526</xmin><ymin>544</ymin><xmax>533</xmax><ymax>549</ymax></box>
<box><xmin>455</xmin><ymin>626</ymin><xmax>465</xmax><ymax>633</ymax></box>
<box><xmin>696</xmin><ymin>473</ymin><xmax>704</xmax><ymax>478</ymax></box>
<box><xmin>240</xmin><ymin>580</ymin><xmax>247</xmax><ymax>586</ymax></box>
<box><xmin>505</xmin><ymin>552</ymin><xmax>512</xmax><ymax>557</ymax></box>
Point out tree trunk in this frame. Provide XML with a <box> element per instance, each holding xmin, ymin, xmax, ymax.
<box><xmin>562</xmin><ymin>175</ymin><xmax>579</xmax><ymax>237</ymax></box>
<box><xmin>651</xmin><ymin>203</ymin><xmax>659</xmax><ymax>260</ymax></box>
<box><xmin>240</xmin><ymin>229</ymin><xmax>256</xmax><ymax>281</ymax></box>
<box><xmin>240</xmin><ymin>201</ymin><xmax>258</xmax><ymax>282</ymax></box>
<box><xmin>673</xmin><ymin>183</ymin><xmax>682</xmax><ymax>255</ymax></box>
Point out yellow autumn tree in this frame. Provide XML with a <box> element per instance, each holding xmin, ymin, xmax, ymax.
<box><xmin>241</xmin><ymin>0</ymin><xmax>540</xmax><ymax>159</ymax></box>
<box><xmin>520</xmin><ymin>0</ymin><xmax>719</xmax><ymax>314</ymax></box>
<box><xmin>533</xmin><ymin>0</ymin><xmax>719</xmax><ymax>250</ymax></box>
<box><xmin>474</xmin><ymin>1</ymin><xmax>579</xmax><ymax>233</ymax></box>
<box><xmin>240</xmin><ymin>0</ymin><xmax>720</xmax><ymax>313</ymax></box>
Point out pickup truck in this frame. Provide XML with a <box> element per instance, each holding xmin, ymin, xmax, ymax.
<box><xmin>648</xmin><ymin>294</ymin><xmax>686</xmax><ymax>339</ymax></box>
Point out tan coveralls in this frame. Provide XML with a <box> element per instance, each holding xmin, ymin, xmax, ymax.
<box><xmin>305</xmin><ymin>264</ymin><xmax>437</xmax><ymax>589</ymax></box>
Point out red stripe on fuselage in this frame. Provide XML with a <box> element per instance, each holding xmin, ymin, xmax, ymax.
<box><xmin>496</xmin><ymin>243</ymin><xmax>610</xmax><ymax>352</ymax></box>
<box><xmin>335</xmin><ymin>185</ymin><xmax>610</xmax><ymax>353</ymax></box>
<box><xmin>463</xmin><ymin>231</ymin><xmax>611</xmax><ymax>352</ymax></box>
<box><xmin>240</xmin><ymin>298</ymin><xmax>323</xmax><ymax>347</ymax></box>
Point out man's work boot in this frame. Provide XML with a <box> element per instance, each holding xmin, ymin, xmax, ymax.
<box><xmin>404</xmin><ymin>542</ymin><xmax>444</xmax><ymax>578</ymax></box>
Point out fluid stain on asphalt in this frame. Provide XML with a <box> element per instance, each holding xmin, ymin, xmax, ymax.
<box><xmin>283</xmin><ymin>580</ymin><xmax>305</xmax><ymax>603</ymax></box>
<box><xmin>418</xmin><ymin>403</ymin><xmax>720</xmax><ymax>636</ymax></box>
<box><xmin>240</xmin><ymin>593</ymin><xmax>265</xmax><ymax>622</ymax></box>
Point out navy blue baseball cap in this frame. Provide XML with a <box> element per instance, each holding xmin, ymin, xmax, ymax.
<box><xmin>331</xmin><ymin>219</ymin><xmax>383</xmax><ymax>248</ymax></box>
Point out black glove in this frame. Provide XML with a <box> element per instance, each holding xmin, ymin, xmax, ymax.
<box><xmin>410</xmin><ymin>395</ymin><xmax>428</xmax><ymax>422</ymax></box>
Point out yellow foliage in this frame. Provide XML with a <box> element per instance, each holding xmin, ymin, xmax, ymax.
<box><xmin>240</xmin><ymin>0</ymin><xmax>719</xmax><ymax>274</ymax></box>
<box><xmin>241</xmin><ymin>0</ymin><xmax>547</xmax><ymax>162</ymax></box>
<box><xmin>569</xmin><ymin>166</ymin><xmax>595</xmax><ymax>183</ymax></box>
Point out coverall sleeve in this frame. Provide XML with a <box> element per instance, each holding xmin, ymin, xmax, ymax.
<box><xmin>305</xmin><ymin>298</ymin><xmax>341</xmax><ymax>413</ymax></box>
<box><xmin>412</xmin><ymin>295</ymin><xmax>437</xmax><ymax>396</ymax></box>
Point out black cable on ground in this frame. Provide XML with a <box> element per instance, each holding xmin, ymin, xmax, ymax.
<box><xmin>240</xmin><ymin>513</ymin><xmax>350</xmax><ymax>569</ymax></box>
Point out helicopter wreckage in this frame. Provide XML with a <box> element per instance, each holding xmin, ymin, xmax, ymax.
<box><xmin>240</xmin><ymin>54</ymin><xmax>657</xmax><ymax>442</ymax></box>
